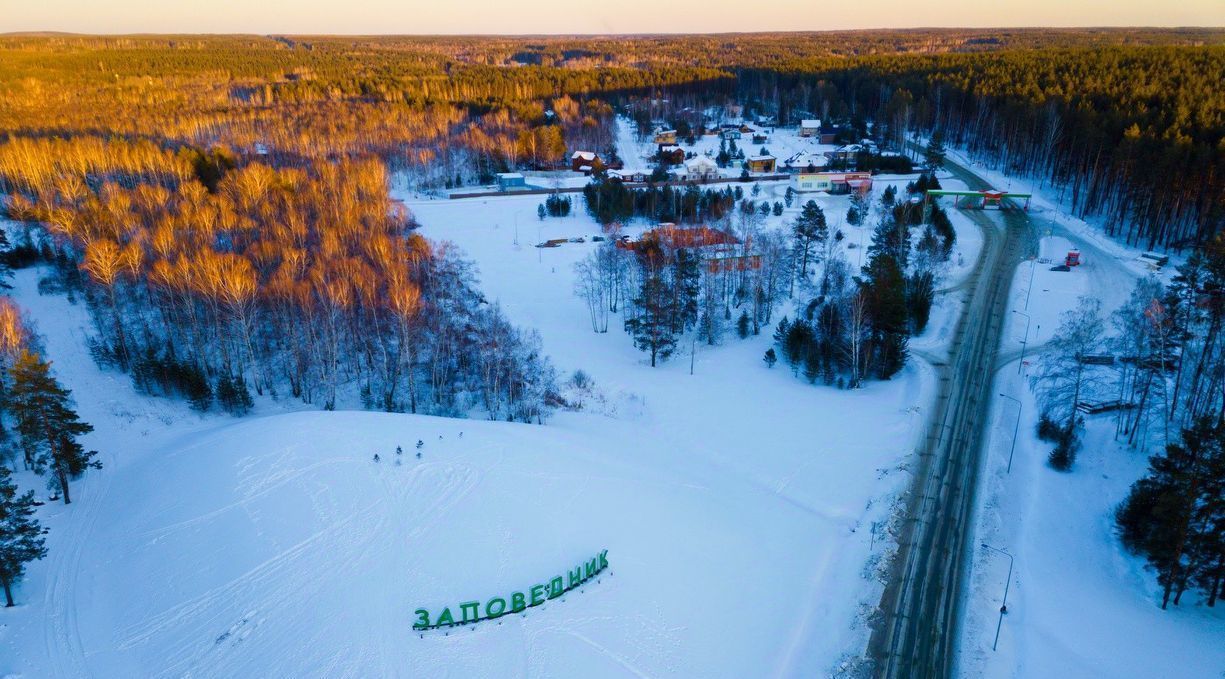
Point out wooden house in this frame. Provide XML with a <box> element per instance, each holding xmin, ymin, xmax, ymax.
<box><xmin>571</xmin><ymin>151</ymin><xmax>602</xmax><ymax>172</ymax></box>
<box><xmin>746</xmin><ymin>155</ymin><xmax>777</xmax><ymax>173</ymax></box>
<box><xmin>653</xmin><ymin>129</ymin><xmax>678</xmax><ymax>145</ymax></box>
<box><xmin>658</xmin><ymin>145</ymin><xmax>685</xmax><ymax>165</ymax></box>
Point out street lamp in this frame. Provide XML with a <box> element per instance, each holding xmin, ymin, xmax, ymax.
<box><xmin>1024</xmin><ymin>256</ymin><xmax>1037</xmax><ymax>310</ymax></box>
<box><xmin>981</xmin><ymin>543</ymin><xmax>1014</xmax><ymax>652</ymax></box>
<box><xmin>1013</xmin><ymin>310</ymin><xmax>1031</xmax><ymax>375</ymax></box>
<box><xmin>998</xmin><ymin>393</ymin><xmax>1021</xmax><ymax>473</ymax></box>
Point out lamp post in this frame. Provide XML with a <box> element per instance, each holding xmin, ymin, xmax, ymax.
<box><xmin>1013</xmin><ymin>310</ymin><xmax>1031</xmax><ymax>375</ymax></box>
<box><xmin>1024</xmin><ymin>256</ymin><xmax>1037</xmax><ymax>310</ymax></box>
<box><xmin>982</xmin><ymin>543</ymin><xmax>1014</xmax><ymax>652</ymax></box>
<box><xmin>998</xmin><ymin>393</ymin><xmax>1022</xmax><ymax>473</ymax></box>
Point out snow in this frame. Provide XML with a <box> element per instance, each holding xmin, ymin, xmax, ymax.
<box><xmin>1</xmin><ymin>174</ymin><xmax>962</xmax><ymax>676</ymax></box>
<box><xmin>614</xmin><ymin>115</ymin><xmax>842</xmax><ymax>180</ymax></box>
<box><xmin>957</xmin><ymin>211</ymin><xmax>1225</xmax><ymax>677</ymax></box>
<box><xmin>961</xmin><ymin>366</ymin><xmax>1225</xmax><ymax>679</ymax></box>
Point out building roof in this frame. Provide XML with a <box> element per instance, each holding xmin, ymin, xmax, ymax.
<box><xmin>571</xmin><ymin>151</ymin><xmax>597</xmax><ymax>160</ymax></box>
<box><xmin>747</xmin><ymin>155</ymin><xmax>776</xmax><ymax>162</ymax></box>
<box><xmin>497</xmin><ymin>172</ymin><xmax>524</xmax><ymax>180</ymax></box>
<box><xmin>801</xmin><ymin>119</ymin><xmax>821</xmax><ymax>128</ymax></box>
<box><xmin>685</xmin><ymin>155</ymin><xmax>718</xmax><ymax>169</ymax></box>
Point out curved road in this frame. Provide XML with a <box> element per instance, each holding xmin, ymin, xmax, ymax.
<box><xmin>868</xmin><ymin>157</ymin><xmax>1037</xmax><ymax>678</ymax></box>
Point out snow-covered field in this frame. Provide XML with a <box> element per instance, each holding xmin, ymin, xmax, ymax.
<box><xmin>1</xmin><ymin>172</ymin><xmax>957</xmax><ymax>676</ymax></box>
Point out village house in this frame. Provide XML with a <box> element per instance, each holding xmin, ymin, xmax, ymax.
<box><xmin>791</xmin><ymin>171</ymin><xmax>872</xmax><ymax>195</ymax></box>
<box><xmin>746</xmin><ymin>154</ymin><xmax>777</xmax><ymax>173</ymax></box>
<box><xmin>617</xmin><ymin>224</ymin><xmax>761</xmax><ymax>272</ymax></box>
<box><xmin>653</xmin><ymin>128</ymin><xmax>678</xmax><ymax>145</ymax></box>
<box><xmin>799</xmin><ymin>119</ymin><xmax>822</xmax><ymax>137</ymax></box>
<box><xmin>782</xmin><ymin>151</ymin><xmax>826</xmax><ymax>172</ymax></box>
<box><xmin>679</xmin><ymin>155</ymin><xmax>719</xmax><ymax>182</ymax></box>
<box><xmin>571</xmin><ymin>151</ymin><xmax>602</xmax><ymax>172</ymax></box>
<box><xmin>825</xmin><ymin>144</ymin><xmax>867</xmax><ymax>168</ymax></box>
<box><xmin>720</xmin><ymin>128</ymin><xmax>741</xmax><ymax>140</ymax></box>
<box><xmin>658</xmin><ymin>145</ymin><xmax>686</xmax><ymax>165</ymax></box>
<box><xmin>496</xmin><ymin>172</ymin><xmax>527</xmax><ymax>191</ymax></box>
<box><xmin>752</xmin><ymin>132</ymin><xmax>768</xmax><ymax>145</ymax></box>
<box><xmin>609</xmin><ymin>169</ymin><xmax>648</xmax><ymax>183</ymax></box>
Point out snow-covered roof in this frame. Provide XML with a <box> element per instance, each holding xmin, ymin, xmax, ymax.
<box><xmin>747</xmin><ymin>155</ymin><xmax>775</xmax><ymax>162</ymax></box>
<box><xmin>685</xmin><ymin>155</ymin><xmax>718</xmax><ymax>169</ymax></box>
<box><xmin>784</xmin><ymin>151</ymin><xmax>826</xmax><ymax>167</ymax></box>
<box><xmin>801</xmin><ymin>119</ymin><xmax>821</xmax><ymax>128</ymax></box>
<box><xmin>497</xmin><ymin>172</ymin><xmax>524</xmax><ymax>180</ymax></box>
<box><xmin>571</xmin><ymin>151</ymin><xmax>596</xmax><ymax>160</ymax></box>
<box><xmin>659</xmin><ymin>144</ymin><xmax>681</xmax><ymax>152</ymax></box>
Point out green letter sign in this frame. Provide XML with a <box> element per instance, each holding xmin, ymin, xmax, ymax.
<box><xmin>413</xmin><ymin>549</ymin><xmax>609</xmax><ymax>630</ymax></box>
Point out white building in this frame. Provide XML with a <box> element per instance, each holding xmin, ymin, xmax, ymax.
<box><xmin>799</xmin><ymin>119</ymin><xmax>822</xmax><ymax>137</ymax></box>
<box><xmin>680</xmin><ymin>155</ymin><xmax>719</xmax><ymax>181</ymax></box>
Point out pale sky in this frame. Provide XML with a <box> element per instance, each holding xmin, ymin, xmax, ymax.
<box><xmin>3</xmin><ymin>0</ymin><xmax>1223</xmax><ymax>35</ymax></box>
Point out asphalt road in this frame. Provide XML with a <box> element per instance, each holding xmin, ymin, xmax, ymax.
<box><xmin>868</xmin><ymin>157</ymin><xmax>1037</xmax><ymax>678</ymax></box>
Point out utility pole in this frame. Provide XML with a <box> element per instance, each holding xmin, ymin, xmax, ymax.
<box><xmin>998</xmin><ymin>393</ymin><xmax>1022</xmax><ymax>473</ymax></box>
<box><xmin>981</xmin><ymin>543</ymin><xmax>1014</xmax><ymax>652</ymax></box>
<box><xmin>1013</xmin><ymin>309</ymin><xmax>1031</xmax><ymax>375</ymax></box>
<box><xmin>1024</xmin><ymin>256</ymin><xmax>1036</xmax><ymax>310</ymax></box>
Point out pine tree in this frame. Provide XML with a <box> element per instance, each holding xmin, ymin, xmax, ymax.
<box><xmin>624</xmin><ymin>270</ymin><xmax>677</xmax><ymax>367</ymax></box>
<box><xmin>216</xmin><ymin>374</ymin><xmax>253</xmax><ymax>415</ymax></box>
<box><xmin>0</xmin><ymin>466</ymin><xmax>46</xmax><ymax>607</ymax></box>
<box><xmin>763</xmin><ymin>347</ymin><xmax>777</xmax><ymax>368</ymax></box>
<box><xmin>1118</xmin><ymin>417</ymin><xmax>1225</xmax><ymax>608</ymax></box>
<box><xmin>8</xmin><ymin>351</ymin><xmax>99</xmax><ymax>504</ymax></box>
<box><xmin>673</xmin><ymin>248</ymin><xmax>701</xmax><ymax>332</ymax></box>
<box><xmin>792</xmin><ymin>201</ymin><xmax>827</xmax><ymax>279</ymax></box>
<box><xmin>862</xmin><ymin>252</ymin><xmax>909</xmax><ymax>379</ymax></box>
<box><xmin>923</xmin><ymin>131</ymin><xmax>947</xmax><ymax>172</ymax></box>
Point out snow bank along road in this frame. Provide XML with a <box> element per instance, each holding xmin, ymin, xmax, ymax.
<box><xmin>869</xmin><ymin>156</ymin><xmax>1038</xmax><ymax>678</ymax></box>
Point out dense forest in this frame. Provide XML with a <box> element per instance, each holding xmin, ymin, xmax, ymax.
<box><xmin>0</xmin><ymin>29</ymin><xmax>1221</xmax><ymax>420</ymax></box>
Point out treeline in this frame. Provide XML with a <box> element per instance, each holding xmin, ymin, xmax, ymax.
<box><xmin>8</xmin><ymin>159</ymin><xmax>556</xmax><ymax>422</ymax></box>
<box><xmin>3</xmin><ymin>33</ymin><xmax>1221</xmax><ymax>242</ymax></box>
<box><xmin>734</xmin><ymin>45</ymin><xmax>1224</xmax><ymax>248</ymax></box>
<box><xmin>582</xmin><ymin>180</ymin><xmax>740</xmax><ymax>225</ymax></box>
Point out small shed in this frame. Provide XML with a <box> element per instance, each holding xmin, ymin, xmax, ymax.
<box><xmin>496</xmin><ymin>172</ymin><xmax>526</xmax><ymax>191</ymax></box>
<box><xmin>746</xmin><ymin>155</ymin><xmax>777</xmax><ymax>173</ymax></box>
<box><xmin>799</xmin><ymin>119</ymin><xmax>822</xmax><ymax>137</ymax></box>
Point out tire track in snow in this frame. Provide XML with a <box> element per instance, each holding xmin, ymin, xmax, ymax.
<box><xmin>111</xmin><ymin>458</ymin><xmax>479</xmax><ymax>677</ymax></box>
<box><xmin>42</xmin><ymin>465</ymin><xmax>113</xmax><ymax>679</ymax></box>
